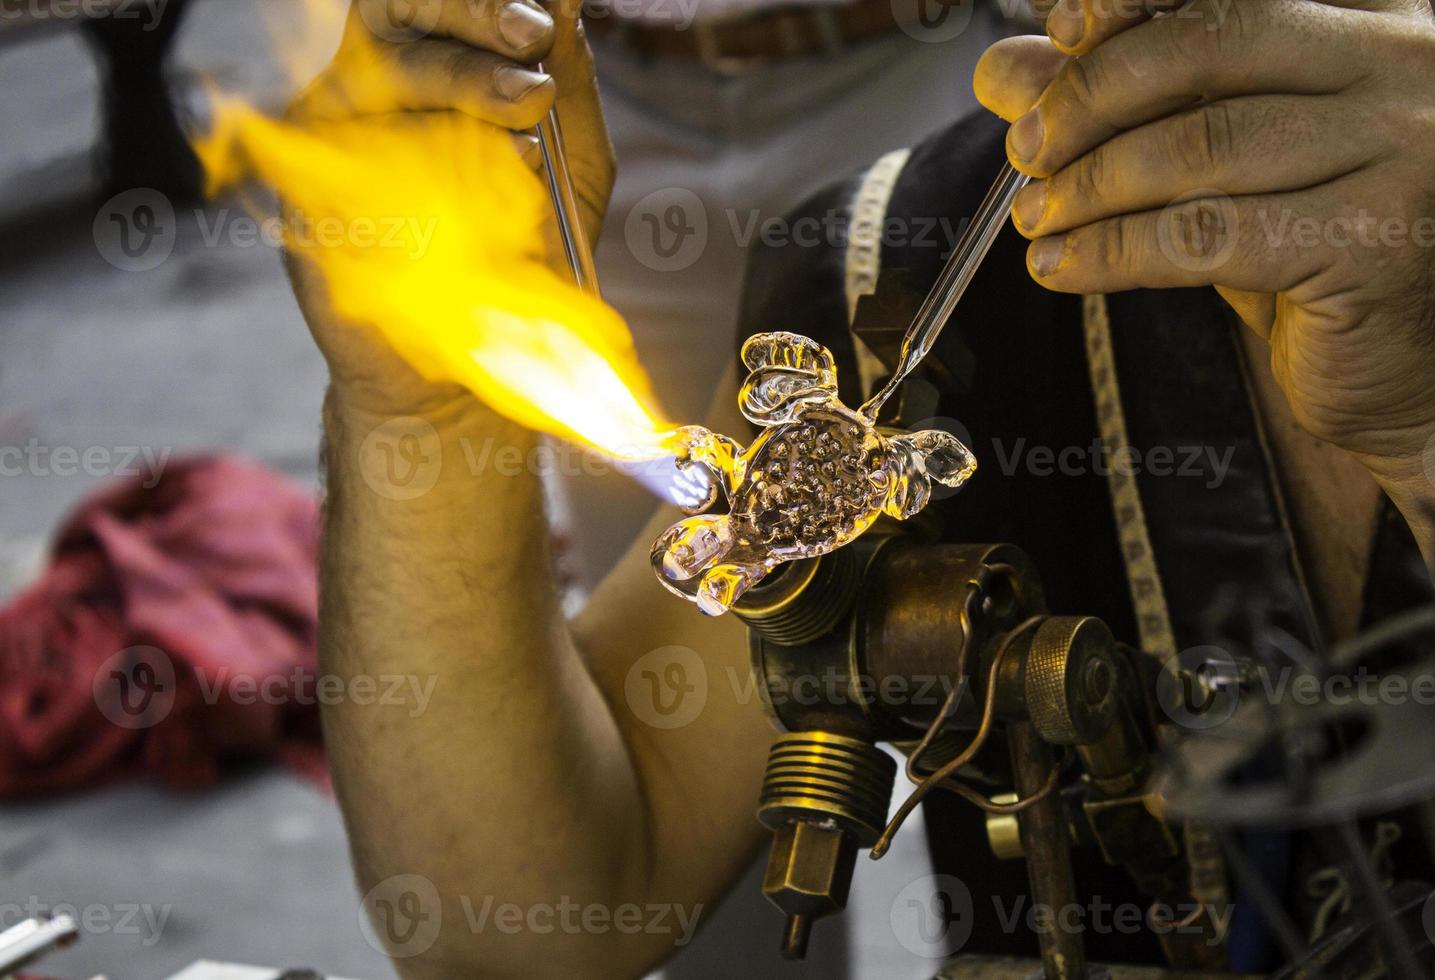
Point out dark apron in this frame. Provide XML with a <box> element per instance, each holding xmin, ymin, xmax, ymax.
<box><xmin>735</xmin><ymin>108</ymin><xmax>1434</xmax><ymax>970</ymax></box>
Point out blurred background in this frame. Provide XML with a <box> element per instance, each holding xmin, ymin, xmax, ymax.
<box><xmin>0</xmin><ymin>0</ymin><xmax>1017</xmax><ymax>975</ymax></box>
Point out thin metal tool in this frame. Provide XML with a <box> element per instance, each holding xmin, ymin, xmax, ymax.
<box><xmin>0</xmin><ymin>915</ymin><xmax>79</xmax><ymax>974</ymax></box>
<box><xmin>534</xmin><ymin>77</ymin><xmax>599</xmax><ymax>296</ymax></box>
<box><xmin>859</xmin><ymin>161</ymin><xmax>1031</xmax><ymax>419</ymax></box>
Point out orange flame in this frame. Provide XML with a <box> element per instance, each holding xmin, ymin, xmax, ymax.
<box><xmin>193</xmin><ymin>20</ymin><xmax>675</xmax><ymax>462</ymax></box>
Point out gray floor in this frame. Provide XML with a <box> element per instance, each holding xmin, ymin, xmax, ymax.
<box><xmin>0</xmin><ymin>10</ymin><xmax>371</xmax><ymax>977</ymax></box>
<box><xmin>0</xmin><ymin>4</ymin><xmax>963</xmax><ymax>977</ymax></box>
<box><xmin>1</xmin><ymin>771</ymin><xmax>398</xmax><ymax>979</ymax></box>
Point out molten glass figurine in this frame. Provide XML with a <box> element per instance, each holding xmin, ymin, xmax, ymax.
<box><xmin>651</xmin><ymin>332</ymin><xmax>977</xmax><ymax>615</ymax></box>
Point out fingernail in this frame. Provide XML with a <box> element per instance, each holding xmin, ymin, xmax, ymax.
<box><xmin>1009</xmin><ymin>107</ymin><xmax>1044</xmax><ymax>163</ymax></box>
<box><xmin>499</xmin><ymin>2</ymin><xmax>553</xmax><ymax>51</ymax></box>
<box><xmin>496</xmin><ymin>66</ymin><xmax>548</xmax><ymax>102</ymax></box>
<box><xmin>1013</xmin><ymin>182</ymin><xmax>1047</xmax><ymax>233</ymax></box>
<box><xmin>1047</xmin><ymin>0</ymin><xmax>1085</xmax><ymax>49</ymax></box>
<box><xmin>1031</xmin><ymin>236</ymin><xmax>1066</xmax><ymax>278</ymax></box>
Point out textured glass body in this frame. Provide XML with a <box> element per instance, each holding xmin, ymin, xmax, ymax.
<box><xmin>652</xmin><ymin>332</ymin><xmax>977</xmax><ymax>614</ymax></box>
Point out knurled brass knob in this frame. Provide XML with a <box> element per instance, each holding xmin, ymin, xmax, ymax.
<box><xmin>1022</xmin><ymin>617</ymin><xmax>1120</xmax><ymax>746</ymax></box>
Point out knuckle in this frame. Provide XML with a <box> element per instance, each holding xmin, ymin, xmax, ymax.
<box><xmin>1060</xmin><ymin>55</ymin><xmax>1102</xmax><ymax>114</ymax></box>
<box><xmin>1209</xmin><ymin>0</ymin><xmax>1255</xmax><ymax>61</ymax></box>
<box><xmin>1148</xmin><ymin>11</ymin><xmax>1215</xmax><ymax>100</ymax></box>
<box><xmin>439</xmin><ymin>46</ymin><xmax>477</xmax><ymax>88</ymax></box>
<box><xmin>1179</xmin><ymin>0</ymin><xmax>1259</xmax><ymax>83</ymax></box>
<box><xmin>1069</xmin><ymin>143</ymin><xmax>1110</xmax><ymax>209</ymax></box>
<box><xmin>1100</xmin><ymin>217</ymin><xmax>1134</xmax><ymax>274</ymax></box>
<box><xmin>1175</xmin><ymin>102</ymin><xmax>1236</xmax><ymax>176</ymax></box>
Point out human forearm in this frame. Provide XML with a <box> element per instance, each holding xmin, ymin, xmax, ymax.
<box><xmin>318</xmin><ymin>389</ymin><xmax>662</xmax><ymax>978</ymax></box>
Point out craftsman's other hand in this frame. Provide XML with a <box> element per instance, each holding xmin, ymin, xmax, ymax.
<box><xmin>282</xmin><ymin>0</ymin><xmax>616</xmax><ymax>418</ymax></box>
<box><xmin>974</xmin><ymin>0</ymin><xmax>1435</xmax><ymax>495</ymax></box>
<box><xmin>299</xmin><ymin>0</ymin><xmax>614</xmax><ymax>244</ymax></box>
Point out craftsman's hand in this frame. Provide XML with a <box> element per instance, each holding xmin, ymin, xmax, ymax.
<box><xmin>975</xmin><ymin>0</ymin><xmax>1435</xmax><ymax>506</ymax></box>
<box><xmin>284</xmin><ymin>0</ymin><xmax>615</xmax><ymax>417</ymax></box>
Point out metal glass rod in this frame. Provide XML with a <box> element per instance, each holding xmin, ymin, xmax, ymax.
<box><xmin>534</xmin><ymin>92</ymin><xmax>599</xmax><ymax>296</ymax></box>
<box><xmin>860</xmin><ymin>161</ymin><xmax>1031</xmax><ymax>420</ymax></box>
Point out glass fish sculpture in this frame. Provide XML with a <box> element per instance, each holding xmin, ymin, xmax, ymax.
<box><xmin>651</xmin><ymin>332</ymin><xmax>977</xmax><ymax>615</ymax></box>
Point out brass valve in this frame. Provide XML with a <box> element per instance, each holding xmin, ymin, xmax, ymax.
<box><xmin>755</xmin><ymin>731</ymin><xmax>895</xmax><ymax>959</ymax></box>
<box><xmin>729</xmin><ymin>537</ymin><xmax>1204</xmax><ymax>978</ymax></box>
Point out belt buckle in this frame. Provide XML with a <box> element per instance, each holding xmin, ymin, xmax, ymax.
<box><xmin>693</xmin><ymin>20</ymin><xmax>770</xmax><ymax>75</ymax></box>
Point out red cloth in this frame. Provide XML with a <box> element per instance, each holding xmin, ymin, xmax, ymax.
<box><xmin>0</xmin><ymin>455</ymin><xmax>326</xmax><ymax>797</ymax></box>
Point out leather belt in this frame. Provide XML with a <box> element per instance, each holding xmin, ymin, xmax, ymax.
<box><xmin>583</xmin><ymin>0</ymin><xmax>903</xmax><ymax>74</ymax></box>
